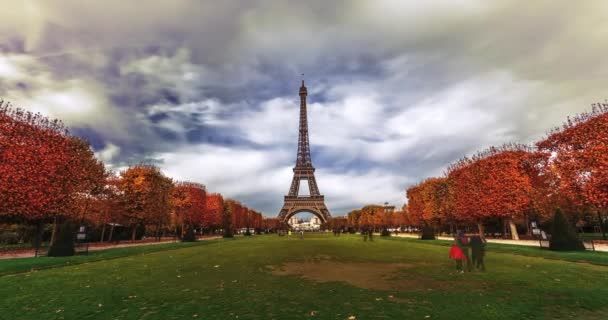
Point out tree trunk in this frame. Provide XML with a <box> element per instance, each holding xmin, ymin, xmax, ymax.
<box><xmin>524</xmin><ymin>212</ymin><xmax>531</xmax><ymax>236</ymax></box>
<box><xmin>100</xmin><ymin>224</ymin><xmax>106</xmax><ymax>242</ymax></box>
<box><xmin>131</xmin><ymin>225</ymin><xmax>137</xmax><ymax>241</ymax></box>
<box><xmin>598</xmin><ymin>210</ymin><xmax>606</xmax><ymax>240</ymax></box>
<box><xmin>508</xmin><ymin>218</ymin><xmax>519</xmax><ymax>240</ymax></box>
<box><xmin>477</xmin><ymin>223</ymin><xmax>485</xmax><ymax>238</ymax></box>
<box><xmin>502</xmin><ymin>219</ymin><xmax>508</xmax><ymax>238</ymax></box>
<box><xmin>108</xmin><ymin>224</ymin><xmax>115</xmax><ymax>242</ymax></box>
<box><xmin>49</xmin><ymin>216</ymin><xmax>58</xmax><ymax>246</ymax></box>
<box><xmin>34</xmin><ymin>222</ymin><xmax>43</xmax><ymax>258</ymax></box>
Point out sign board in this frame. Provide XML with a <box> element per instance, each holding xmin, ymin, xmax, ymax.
<box><xmin>531</xmin><ymin>221</ymin><xmax>537</xmax><ymax>228</ymax></box>
<box><xmin>77</xmin><ymin>233</ymin><xmax>86</xmax><ymax>240</ymax></box>
<box><xmin>79</xmin><ymin>226</ymin><xmax>86</xmax><ymax>233</ymax></box>
<box><xmin>532</xmin><ymin>228</ymin><xmax>541</xmax><ymax>235</ymax></box>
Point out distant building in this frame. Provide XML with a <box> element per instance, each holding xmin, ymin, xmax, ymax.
<box><xmin>288</xmin><ymin>215</ymin><xmax>322</xmax><ymax>231</ymax></box>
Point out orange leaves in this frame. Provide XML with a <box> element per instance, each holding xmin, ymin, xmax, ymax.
<box><xmin>406</xmin><ymin>177</ymin><xmax>452</xmax><ymax>225</ymax></box>
<box><xmin>118</xmin><ymin>165</ymin><xmax>173</xmax><ymax>225</ymax></box>
<box><xmin>222</xmin><ymin>199</ymin><xmax>262</xmax><ymax>230</ymax></box>
<box><xmin>537</xmin><ymin>104</ymin><xmax>608</xmax><ymax>210</ymax></box>
<box><xmin>447</xmin><ymin>147</ymin><xmax>535</xmax><ymax>223</ymax></box>
<box><xmin>0</xmin><ymin>100</ymin><xmax>264</xmax><ymax>230</ymax></box>
<box><xmin>347</xmin><ymin>205</ymin><xmax>388</xmax><ymax>229</ymax></box>
<box><xmin>172</xmin><ymin>182</ymin><xmax>207</xmax><ymax>226</ymax></box>
<box><xmin>0</xmin><ymin>101</ymin><xmax>105</xmax><ymax>222</ymax></box>
<box><xmin>204</xmin><ymin>194</ymin><xmax>224</xmax><ymax>229</ymax></box>
<box><xmin>409</xmin><ymin>103</ymin><xmax>608</xmax><ymax>226</ymax></box>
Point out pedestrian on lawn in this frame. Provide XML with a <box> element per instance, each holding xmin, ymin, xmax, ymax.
<box><xmin>469</xmin><ymin>231</ymin><xmax>486</xmax><ymax>271</ymax></box>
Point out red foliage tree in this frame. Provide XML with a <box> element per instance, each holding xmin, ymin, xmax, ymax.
<box><xmin>537</xmin><ymin>103</ymin><xmax>608</xmax><ymax>238</ymax></box>
<box><xmin>118</xmin><ymin>165</ymin><xmax>174</xmax><ymax>240</ymax></box>
<box><xmin>0</xmin><ymin>102</ymin><xmax>106</xmax><ymax>244</ymax></box>
<box><xmin>172</xmin><ymin>181</ymin><xmax>207</xmax><ymax>238</ymax></box>
<box><xmin>447</xmin><ymin>144</ymin><xmax>536</xmax><ymax>238</ymax></box>
<box><xmin>204</xmin><ymin>193</ymin><xmax>224</xmax><ymax>231</ymax></box>
<box><xmin>262</xmin><ymin>217</ymin><xmax>281</xmax><ymax>232</ymax></box>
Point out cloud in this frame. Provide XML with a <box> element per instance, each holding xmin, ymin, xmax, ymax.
<box><xmin>1</xmin><ymin>0</ymin><xmax>607</xmax><ymax>216</ymax></box>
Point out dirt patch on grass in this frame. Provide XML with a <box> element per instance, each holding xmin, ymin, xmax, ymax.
<box><xmin>269</xmin><ymin>259</ymin><xmax>452</xmax><ymax>291</ymax></box>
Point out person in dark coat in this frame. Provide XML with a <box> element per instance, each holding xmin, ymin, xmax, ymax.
<box><xmin>469</xmin><ymin>232</ymin><xmax>486</xmax><ymax>271</ymax></box>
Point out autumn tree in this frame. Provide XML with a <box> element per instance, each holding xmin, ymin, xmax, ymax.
<box><xmin>347</xmin><ymin>209</ymin><xmax>362</xmax><ymax>230</ymax></box>
<box><xmin>0</xmin><ymin>102</ymin><xmax>106</xmax><ymax>253</ymax></box>
<box><xmin>118</xmin><ymin>165</ymin><xmax>174</xmax><ymax>241</ymax></box>
<box><xmin>446</xmin><ymin>145</ymin><xmax>537</xmax><ymax>239</ymax></box>
<box><xmin>88</xmin><ymin>176</ymin><xmax>127</xmax><ymax>242</ymax></box>
<box><xmin>204</xmin><ymin>194</ymin><xmax>224</xmax><ymax>232</ymax></box>
<box><xmin>405</xmin><ymin>184</ymin><xmax>425</xmax><ymax>228</ymax></box>
<box><xmin>222</xmin><ymin>199</ymin><xmax>235</xmax><ymax>238</ymax></box>
<box><xmin>329</xmin><ymin>217</ymin><xmax>347</xmax><ymax>232</ymax></box>
<box><xmin>536</xmin><ymin>103</ymin><xmax>608</xmax><ymax>239</ymax></box>
<box><xmin>391</xmin><ymin>204</ymin><xmax>410</xmax><ymax>230</ymax></box>
<box><xmin>262</xmin><ymin>217</ymin><xmax>281</xmax><ymax>233</ymax></box>
<box><xmin>172</xmin><ymin>181</ymin><xmax>206</xmax><ymax>241</ymax></box>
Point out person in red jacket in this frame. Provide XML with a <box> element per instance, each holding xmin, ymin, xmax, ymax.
<box><xmin>450</xmin><ymin>230</ymin><xmax>471</xmax><ymax>273</ymax></box>
<box><xmin>449</xmin><ymin>244</ymin><xmax>467</xmax><ymax>273</ymax></box>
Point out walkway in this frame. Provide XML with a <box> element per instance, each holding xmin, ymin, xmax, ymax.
<box><xmin>0</xmin><ymin>235</ymin><xmax>222</xmax><ymax>260</ymax></box>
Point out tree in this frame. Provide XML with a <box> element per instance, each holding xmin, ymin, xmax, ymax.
<box><xmin>537</xmin><ymin>103</ymin><xmax>608</xmax><ymax>239</ymax></box>
<box><xmin>222</xmin><ymin>199</ymin><xmax>234</xmax><ymax>238</ymax></box>
<box><xmin>0</xmin><ymin>102</ymin><xmax>106</xmax><ymax>254</ymax></box>
<box><xmin>92</xmin><ymin>175</ymin><xmax>127</xmax><ymax>242</ymax></box>
<box><xmin>0</xmin><ymin>101</ymin><xmax>72</xmax><ymax>222</ymax></box>
<box><xmin>549</xmin><ymin>208</ymin><xmax>585</xmax><ymax>251</ymax></box>
<box><xmin>406</xmin><ymin>182</ymin><xmax>439</xmax><ymax>239</ymax></box>
<box><xmin>118</xmin><ymin>165</ymin><xmax>174</xmax><ymax>241</ymax></box>
<box><xmin>391</xmin><ymin>204</ymin><xmax>410</xmax><ymax>230</ymax></box>
<box><xmin>405</xmin><ymin>184</ymin><xmax>426</xmax><ymax>228</ymax></box>
<box><xmin>448</xmin><ymin>145</ymin><xmax>536</xmax><ymax>239</ymax></box>
<box><xmin>204</xmin><ymin>194</ymin><xmax>224</xmax><ymax>232</ymax></box>
<box><xmin>171</xmin><ymin>181</ymin><xmax>206</xmax><ymax>241</ymax></box>
<box><xmin>262</xmin><ymin>218</ymin><xmax>281</xmax><ymax>233</ymax></box>
<box><xmin>47</xmin><ymin>220</ymin><xmax>77</xmax><ymax>257</ymax></box>
<box><xmin>171</xmin><ymin>182</ymin><xmax>207</xmax><ymax>241</ymax></box>
<box><xmin>347</xmin><ymin>209</ymin><xmax>362</xmax><ymax>230</ymax></box>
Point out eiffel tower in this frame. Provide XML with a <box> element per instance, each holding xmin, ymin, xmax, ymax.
<box><xmin>278</xmin><ymin>81</ymin><xmax>331</xmax><ymax>223</ymax></box>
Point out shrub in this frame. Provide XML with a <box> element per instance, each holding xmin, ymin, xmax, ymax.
<box><xmin>420</xmin><ymin>225</ymin><xmax>436</xmax><ymax>240</ymax></box>
<box><xmin>47</xmin><ymin>221</ymin><xmax>76</xmax><ymax>257</ymax></box>
<box><xmin>0</xmin><ymin>231</ymin><xmax>19</xmax><ymax>245</ymax></box>
<box><xmin>182</xmin><ymin>226</ymin><xmax>197</xmax><ymax>242</ymax></box>
<box><xmin>549</xmin><ymin>208</ymin><xmax>585</xmax><ymax>251</ymax></box>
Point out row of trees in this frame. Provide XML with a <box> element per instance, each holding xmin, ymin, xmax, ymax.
<box><xmin>0</xmin><ymin>101</ymin><xmax>267</xmax><ymax>254</ymax></box>
<box><xmin>344</xmin><ymin>205</ymin><xmax>408</xmax><ymax>233</ymax></box>
<box><xmin>405</xmin><ymin>103</ymin><xmax>608</xmax><ymax>240</ymax></box>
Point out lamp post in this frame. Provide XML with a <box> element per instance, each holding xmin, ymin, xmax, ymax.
<box><xmin>382</xmin><ymin>202</ymin><xmax>395</xmax><ymax>236</ymax></box>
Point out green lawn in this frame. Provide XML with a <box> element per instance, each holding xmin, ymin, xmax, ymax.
<box><xmin>1</xmin><ymin>234</ymin><xmax>607</xmax><ymax>320</ymax></box>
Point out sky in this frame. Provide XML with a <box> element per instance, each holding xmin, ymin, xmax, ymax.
<box><xmin>1</xmin><ymin>1</ymin><xmax>607</xmax><ymax>217</ymax></box>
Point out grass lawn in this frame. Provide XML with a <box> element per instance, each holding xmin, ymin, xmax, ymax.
<box><xmin>1</xmin><ymin>234</ymin><xmax>607</xmax><ymax>320</ymax></box>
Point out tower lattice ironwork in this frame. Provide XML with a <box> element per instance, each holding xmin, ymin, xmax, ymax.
<box><xmin>278</xmin><ymin>81</ymin><xmax>331</xmax><ymax>223</ymax></box>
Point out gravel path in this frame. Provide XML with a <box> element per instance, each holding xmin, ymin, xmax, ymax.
<box><xmin>0</xmin><ymin>236</ymin><xmax>222</xmax><ymax>259</ymax></box>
